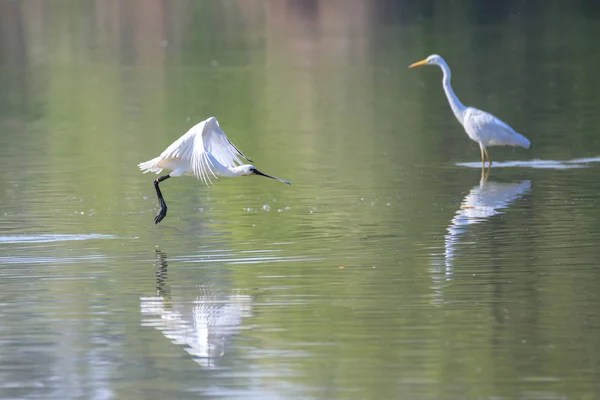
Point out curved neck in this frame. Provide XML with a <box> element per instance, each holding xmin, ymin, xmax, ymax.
<box><xmin>438</xmin><ymin>60</ymin><xmax>467</xmax><ymax>123</ymax></box>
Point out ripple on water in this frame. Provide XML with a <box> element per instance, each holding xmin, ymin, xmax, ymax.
<box><xmin>0</xmin><ymin>234</ymin><xmax>117</xmax><ymax>244</ymax></box>
<box><xmin>457</xmin><ymin>156</ymin><xmax>600</xmax><ymax>169</ymax></box>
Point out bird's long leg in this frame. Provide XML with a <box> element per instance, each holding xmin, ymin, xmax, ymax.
<box><xmin>484</xmin><ymin>148</ymin><xmax>492</xmax><ymax>168</ymax></box>
<box><xmin>479</xmin><ymin>144</ymin><xmax>486</xmax><ymax>171</ymax></box>
<box><xmin>154</xmin><ymin>175</ymin><xmax>171</xmax><ymax>224</ymax></box>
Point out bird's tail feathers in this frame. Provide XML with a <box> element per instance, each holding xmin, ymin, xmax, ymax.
<box><xmin>138</xmin><ymin>157</ymin><xmax>163</xmax><ymax>174</ymax></box>
<box><xmin>514</xmin><ymin>133</ymin><xmax>531</xmax><ymax>149</ymax></box>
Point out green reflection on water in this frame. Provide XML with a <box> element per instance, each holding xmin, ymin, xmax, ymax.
<box><xmin>1</xmin><ymin>1</ymin><xmax>600</xmax><ymax>399</ymax></box>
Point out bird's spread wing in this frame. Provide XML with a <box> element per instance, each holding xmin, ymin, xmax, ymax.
<box><xmin>202</xmin><ymin>117</ymin><xmax>252</xmax><ymax>167</ymax></box>
<box><xmin>463</xmin><ymin>108</ymin><xmax>530</xmax><ymax>148</ymax></box>
<box><xmin>158</xmin><ymin>117</ymin><xmax>251</xmax><ymax>186</ymax></box>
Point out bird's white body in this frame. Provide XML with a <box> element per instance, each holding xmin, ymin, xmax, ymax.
<box><xmin>462</xmin><ymin>107</ymin><xmax>530</xmax><ymax>149</ymax></box>
<box><xmin>410</xmin><ymin>54</ymin><xmax>530</xmax><ymax>167</ymax></box>
<box><xmin>139</xmin><ymin>117</ymin><xmax>262</xmax><ymax>184</ymax></box>
<box><xmin>139</xmin><ymin>116</ymin><xmax>290</xmax><ymax>224</ymax></box>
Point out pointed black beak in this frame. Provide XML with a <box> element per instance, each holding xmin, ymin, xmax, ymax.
<box><xmin>253</xmin><ymin>168</ymin><xmax>291</xmax><ymax>185</ymax></box>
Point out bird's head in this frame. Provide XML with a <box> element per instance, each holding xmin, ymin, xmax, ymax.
<box><xmin>237</xmin><ymin>164</ymin><xmax>291</xmax><ymax>185</ymax></box>
<box><xmin>409</xmin><ymin>54</ymin><xmax>444</xmax><ymax>69</ymax></box>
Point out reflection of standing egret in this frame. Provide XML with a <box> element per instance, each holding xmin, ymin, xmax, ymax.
<box><xmin>140</xmin><ymin>251</ymin><xmax>252</xmax><ymax>367</ymax></box>
<box><xmin>409</xmin><ymin>55</ymin><xmax>530</xmax><ymax>170</ymax></box>
<box><xmin>139</xmin><ymin>117</ymin><xmax>291</xmax><ymax>224</ymax></box>
<box><xmin>442</xmin><ymin>177</ymin><xmax>531</xmax><ymax>275</ymax></box>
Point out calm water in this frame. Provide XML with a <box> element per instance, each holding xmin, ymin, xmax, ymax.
<box><xmin>1</xmin><ymin>1</ymin><xmax>600</xmax><ymax>399</ymax></box>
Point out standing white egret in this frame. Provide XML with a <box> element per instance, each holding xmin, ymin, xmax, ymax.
<box><xmin>139</xmin><ymin>117</ymin><xmax>291</xmax><ymax>224</ymax></box>
<box><xmin>409</xmin><ymin>54</ymin><xmax>530</xmax><ymax>168</ymax></box>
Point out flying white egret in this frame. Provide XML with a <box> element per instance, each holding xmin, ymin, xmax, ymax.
<box><xmin>409</xmin><ymin>54</ymin><xmax>530</xmax><ymax>168</ymax></box>
<box><xmin>139</xmin><ymin>117</ymin><xmax>291</xmax><ymax>224</ymax></box>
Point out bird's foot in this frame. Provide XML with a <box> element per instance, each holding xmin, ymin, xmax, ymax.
<box><xmin>154</xmin><ymin>205</ymin><xmax>167</xmax><ymax>224</ymax></box>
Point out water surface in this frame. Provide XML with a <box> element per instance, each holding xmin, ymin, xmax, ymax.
<box><xmin>1</xmin><ymin>1</ymin><xmax>600</xmax><ymax>399</ymax></box>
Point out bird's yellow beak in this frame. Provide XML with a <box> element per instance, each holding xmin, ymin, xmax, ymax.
<box><xmin>409</xmin><ymin>59</ymin><xmax>428</xmax><ymax>69</ymax></box>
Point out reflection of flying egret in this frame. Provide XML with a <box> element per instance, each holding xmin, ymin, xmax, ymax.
<box><xmin>443</xmin><ymin>177</ymin><xmax>531</xmax><ymax>273</ymax></box>
<box><xmin>409</xmin><ymin>55</ymin><xmax>530</xmax><ymax>169</ymax></box>
<box><xmin>139</xmin><ymin>117</ymin><xmax>291</xmax><ymax>224</ymax></box>
<box><xmin>140</xmin><ymin>251</ymin><xmax>252</xmax><ymax>367</ymax></box>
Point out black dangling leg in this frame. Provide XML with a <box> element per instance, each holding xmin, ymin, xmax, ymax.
<box><xmin>153</xmin><ymin>175</ymin><xmax>171</xmax><ymax>224</ymax></box>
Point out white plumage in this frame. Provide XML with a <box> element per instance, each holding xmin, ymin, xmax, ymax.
<box><xmin>139</xmin><ymin>117</ymin><xmax>290</xmax><ymax>224</ymax></box>
<box><xmin>410</xmin><ymin>54</ymin><xmax>530</xmax><ymax>168</ymax></box>
<box><xmin>463</xmin><ymin>108</ymin><xmax>531</xmax><ymax>149</ymax></box>
<box><xmin>140</xmin><ymin>117</ymin><xmax>249</xmax><ymax>185</ymax></box>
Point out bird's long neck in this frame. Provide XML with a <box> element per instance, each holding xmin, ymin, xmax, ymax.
<box><xmin>227</xmin><ymin>165</ymin><xmax>248</xmax><ymax>177</ymax></box>
<box><xmin>439</xmin><ymin>60</ymin><xmax>467</xmax><ymax>123</ymax></box>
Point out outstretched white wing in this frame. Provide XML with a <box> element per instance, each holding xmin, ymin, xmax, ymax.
<box><xmin>463</xmin><ymin>108</ymin><xmax>530</xmax><ymax>148</ymax></box>
<box><xmin>202</xmin><ymin>117</ymin><xmax>252</xmax><ymax>167</ymax></box>
<box><xmin>158</xmin><ymin>117</ymin><xmax>251</xmax><ymax>185</ymax></box>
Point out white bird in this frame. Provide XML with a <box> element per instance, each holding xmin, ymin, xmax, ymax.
<box><xmin>409</xmin><ymin>54</ymin><xmax>530</xmax><ymax>169</ymax></box>
<box><xmin>139</xmin><ymin>117</ymin><xmax>291</xmax><ymax>224</ymax></box>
